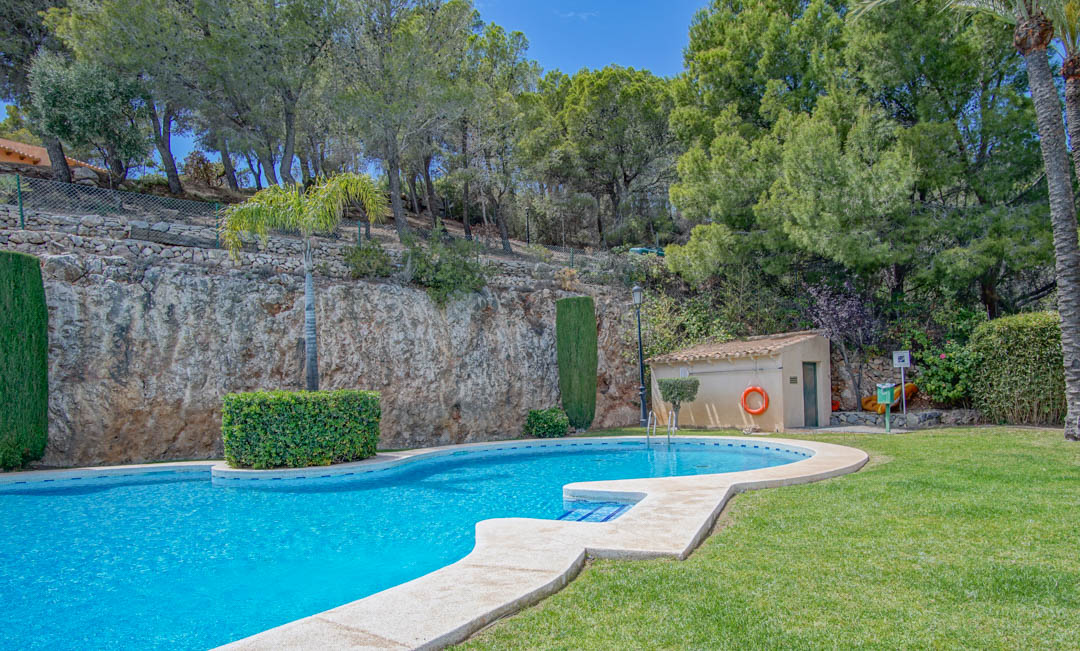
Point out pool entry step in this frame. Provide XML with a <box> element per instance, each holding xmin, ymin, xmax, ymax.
<box><xmin>557</xmin><ymin>501</ymin><xmax>631</xmax><ymax>522</ymax></box>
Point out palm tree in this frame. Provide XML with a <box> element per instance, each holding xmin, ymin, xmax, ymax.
<box><xmin>221</xmin><ymin>174</ymin><xmax>388</xmax><ymax>391</ymax></box>
<box><xmin>855</xmin><ymin>0</ymin><xmax>1080</xmax><ymax>441</ymax></box>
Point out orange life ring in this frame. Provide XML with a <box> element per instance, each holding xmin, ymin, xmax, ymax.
<box><xmin>741</xmin><ymin>386</ymin><xmax>769</xmax><ymax>415</ymax></box>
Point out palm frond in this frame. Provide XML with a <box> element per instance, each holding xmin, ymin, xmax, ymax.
<box><xmin>221</xmin><ymin>174</ymin><xmax>390</xmax><ymax>260</ymax></box>
<box><xmin>221</xmin><ymin>184</ymin><xmax>304</xmax><ymax>258</ymax></box>
<box><xmin>1046</xmin><ymin>0</ymin><xmax>1080</xmax><ymax>54</ymax></box>
<box><xmin>310</xmin><ymin>173</ymin><xmax>390</xmax><ymax>234</ymax></box>
<box><xmin>850</xmin><ymin>0</ymin><xmax>1033</xmax><ymax>24</ymax></box>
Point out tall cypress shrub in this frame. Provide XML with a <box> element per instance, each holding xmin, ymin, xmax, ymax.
<box><xmin>0</xmin><ymin>252</ymin><xmax>48</xmax><ymax>469</ymax></box>
<box><xmin>556</xmin><ymin>296</ymin><xmax>597</xmax><ymax>429</ymax></box>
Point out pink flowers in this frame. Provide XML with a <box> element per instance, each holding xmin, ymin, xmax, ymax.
<box><xmin>940</xmin><ymin>353</ymin><xmax>947</xmax><ymax>359</ymax></box>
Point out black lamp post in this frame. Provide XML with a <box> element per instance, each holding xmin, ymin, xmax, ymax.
<box><xmin>633</xmin><ymin>285</ymin><xmax>647</xmax><ymax>427</ymax></box>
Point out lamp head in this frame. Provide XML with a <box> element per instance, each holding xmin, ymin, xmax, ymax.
<box><xmin>632</xmin><ymin>285</ymin><xmax>643</xmax><ymax>306</ymax></box>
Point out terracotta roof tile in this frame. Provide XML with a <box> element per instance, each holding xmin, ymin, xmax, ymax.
<box><xmin>647</xmin><ymin>330</ymin><xmax>825</xmax><ymax>365</ymax></box>
<box><xmin>0</xmin><ymin>137</ymin><xmax>108</xmax><ymax>174</ymax></box>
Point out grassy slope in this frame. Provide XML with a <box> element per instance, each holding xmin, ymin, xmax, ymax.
<box><xmin>459</xmin><ymin>428</ymin><xmax>1080</xmax><ymax>650</ymax></box>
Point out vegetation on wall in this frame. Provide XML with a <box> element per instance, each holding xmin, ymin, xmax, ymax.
<box><xmin>400</xmin><ymin>229</ymin><xmax>490</xmax><ymax>307</ymax></box>
<box><xmin>0</xmin><ymin>251</ymin><xmax>48</xmax><ymax>470</ymax></box>
<box><xmin>345</xmin><ymin>238</ymin><xmax>395</xmax><ymax>279</ymax></box>
<box><xmin>221</xmin><ymin>390</ymin><xmax>381</xmax><ymax>469</ymax></box>
<box><xmin>556</xmin><ymin>296</ymin><xmax>598</xmax><ymax>430</ymax></box>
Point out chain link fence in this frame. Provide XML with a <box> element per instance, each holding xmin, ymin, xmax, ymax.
<box><xmin>0</xmin><ymin>172</ymin><xmax>638</xmax><ymax>283</ymax></box>
<box><xmin>1</xmin><ymin>173</ymin><xmax>220</xmax><ymax>229</ymax></box>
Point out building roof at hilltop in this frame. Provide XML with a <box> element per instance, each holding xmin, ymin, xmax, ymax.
<box><xmin>647</xmin><ymin>330</ymin><xmax>825</xmax><ymax>365</ymax></box>
<box><xmin>0</xmin><ymin>137</ymin><xmax>108</xmax><ymax>174</ymax></box>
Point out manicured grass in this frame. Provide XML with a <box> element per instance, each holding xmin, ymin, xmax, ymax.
<box><xmin>459</xmin><ymin>428</ymin><xmax>1080</xmax><ymax>650</ymax></box>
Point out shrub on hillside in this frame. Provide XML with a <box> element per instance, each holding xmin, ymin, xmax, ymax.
<box><xmin>401</xmin><ymin>228</ymin><xmax>489</xmax><ymax>307</ymax></box>
<box><xmin>346</xmin><ymin>238</ymin><xmax>394</xmax><ymax>278</ymax></box>
<box><xmin>523</xmin><ymin>408</ymin><xmax>570</xmax><ymax>438</ymax></box>
<box><xmin>556</xmin><ymin>296</ymin><xmax>598</xmax><ymax>429</ymax></box>
<box><xmin>222</xmin><ymin>390</ymin><xmax>380</xmax><ymax>469</ymax></box>
<box><xmin>968</xmin><ymin>312</ymin><xmax>1064</xmax><ymax>425</ymax></box>
<box><xmin>181</xmin><ymin>150</ymin><xmax>223</xmax><ymax>187</ymax></box>
<box><xmin>0</xmin><ymin>251</ymin><xmax>48</xmax><ymax>469</ymax></box>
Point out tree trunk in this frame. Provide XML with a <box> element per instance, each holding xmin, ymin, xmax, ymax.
<box><xmin>461</xmin><ymin>119</ymin><xmax>472</xmax><ymax>240</ymax></box>
<box><xmin>980</xmin><ymin>274</ymin><xmax>1000</xmax><ymax>320</ymax></box>
<box><xmin>406</xmin><ymin>172</ymin><xmax>420</xmax><ymax>215</ymax></box>
<box><xmin>1063</xmin><ymin>54</ymin><xmax>1080</xmax><ymax>206</ymax></box>
<box><xmin>43</xmin><ymin>136</ymin><xmax>72</xmax><ymax>183</ymax></box>
<box><xmin>609</xmin><ymin>182</ymin><xmax>619</xmax><ymax>226</ymax></box>
<box><xmin>385</xmin><ymin>138</ymin><xmax>409</xmax><ymax>239</ymax></box>
<box><xmin>422</xmin><ymin>153</ymin><xmax>438</xmax><ymax>225</ymax></box>
<box><xmin>279</xmin><ymin>96</ymin><xmax>298</xmax><ymax>186</ymax></box>
<box><xmin>594</xmin><ymin>193</ymin><xmax>605</xmax><ymax>244</ymax></box>
<box><xmin>219</xmin><ymin>134</ymin><xmax>239</xmax><ymax>192</ymax></box>
<box><xmin>303</xmin><ymin>240</ymin><xmax>319</xmax><ymax>391</ymax></box>
<box><xmin>299</xmin><ymin>153</ymin><xmax>312</xmax><ymax>186</ymax></box>
<box><xmin>244</xmin><ymin>152</ymin><xmax>262</xmax><ymax>191</ymax></box>
<box><xmin>1019</xmin><ymin>20</ymin><xmax>1080</xmax><ymax>441</ymax></box>
<box><xmin>494</xmin><ymin>201</ymin><xmax>511</xmax><ymax>253</ymax></box>
<box><xmin>148</xmin><ymin>102</ymin><xmax>183</xmax><ymax>195</ymax></box>
<box><xmin>260</xmin><ymin>147</ymin><xmax>279</xmax><ymax>186</ymax></box>
<box><xmin>104</xmin><ymin>144</ymin><xmax>126</xmax><ymax>187</ymax></box>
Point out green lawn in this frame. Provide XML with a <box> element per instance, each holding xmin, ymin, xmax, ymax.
<box><xmin>459</xmin><ymin>428</ymin><xmax>1080</xmax><ymax>650</ymax></box>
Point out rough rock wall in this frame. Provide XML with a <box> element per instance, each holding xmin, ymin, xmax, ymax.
<box><xmin>34</xmin><ymin>253</ymin><xmax>637</xmax><ymax>467</ymax></box>
<box><xmin>830</xmin><ymin>348</ymin><xmax>927</xmax><ymax>410</ymax></box>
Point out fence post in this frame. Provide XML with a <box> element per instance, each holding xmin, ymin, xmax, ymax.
<box><xmin>213</xmin><ymin>202</ymin><xmax>221</xmax><ymax>248</ymax></box>
<box><xmin>16</xmin><ymin>175</ymin><xmax>24</xmax><ymax>229</ymax></box>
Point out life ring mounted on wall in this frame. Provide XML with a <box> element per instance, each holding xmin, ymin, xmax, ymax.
<box><xmin>741</xmin><ymin>386</ymin><xmax>769</xmax><ymax>415</ymax></box>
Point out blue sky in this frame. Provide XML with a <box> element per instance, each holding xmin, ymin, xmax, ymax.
<box><xmin>478</xmin><ymin>0</ymin><xmax>702</xmax><ymax>77</ymax></box>
<box><xmin>2</xmin><ymin>0</ymin><xmax>704</xmax><ymax>176</ymax></box>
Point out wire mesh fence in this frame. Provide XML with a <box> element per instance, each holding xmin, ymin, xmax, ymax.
<box><xmin>0</xmin><ymin>173</ymin><xmax>221</xmax><ymax>228</ymax></box>
<box><xmin>0</xmin><ymin>172</ymin><xmax>633</xmax><ymax>282</ymax></box>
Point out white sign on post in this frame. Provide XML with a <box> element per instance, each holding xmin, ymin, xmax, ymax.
<box><xmin>892</xmin><ymin>350</ymin><xmax>910</xmax><ymax>414</ymax></box>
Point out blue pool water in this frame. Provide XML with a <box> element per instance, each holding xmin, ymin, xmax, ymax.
<box><xmin>0</xmin><ymin>439</ymin><xmax>806</xmax><ymax>650</ymax></box>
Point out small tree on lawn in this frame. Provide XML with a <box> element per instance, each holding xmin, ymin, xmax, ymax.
<box><xmin>222</xmin><ymin>174</ymin><xmax>388</xmax><ymax>391</ymax></box>
<box><xmin>658</xmin><ymin>378</ymin><xmax>700</xmax><ymax>430</ymax></box>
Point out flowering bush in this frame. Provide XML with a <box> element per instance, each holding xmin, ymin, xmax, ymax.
<box><xmin>914</xmin><ymin>339</ymin><xmax>977</xmax><ymax>407</ymax></box>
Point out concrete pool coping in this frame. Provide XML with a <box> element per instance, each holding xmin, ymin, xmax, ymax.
<box><xmin>220</xmin><ymin>435</ymin><xmax>867</xmax><ymax>650</ymax></box>
<box><xmin>0</xmin><ymin>436</ymin><xmax>868</xmax><ymax>650</ymax></box>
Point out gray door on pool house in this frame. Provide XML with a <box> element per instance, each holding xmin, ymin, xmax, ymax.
<box><xmin>802</xmin><ymin>362</ymin><xmax>818</xmax><ymax>427</ymax></box>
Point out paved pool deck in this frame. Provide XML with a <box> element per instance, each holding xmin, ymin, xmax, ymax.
<box><xmin>212</xmin><ymin>435</ymin><xmax>868</xmax><ymax>650</ymax></box>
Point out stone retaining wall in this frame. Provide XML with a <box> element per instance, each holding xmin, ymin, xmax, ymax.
<box><xmin>0</xmin><ymin>205</ymin><xmax>640</xmax><ymax>467</ymax></box>
<box><xmin>830</xmin><ymin>409</ymin><xmax>980</xmax><ymax>429</ymax></box>
<box><xmin>830</xmin><ymin>348</ymin><xmax>928</xmax><ymax>410</ymax></box>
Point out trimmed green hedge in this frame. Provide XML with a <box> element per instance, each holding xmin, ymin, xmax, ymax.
<box><xmin>556</xmin><ymin>296</ymin><xmax>598</xmax><ymax>429</ymax></box>
<box><xmin>523</xmin><ymin>407</ymin><xmax>570</xmax><ymax>438</ymax></box>
<box><xmin>1</xmin><ymin>251</ymin><xmax>48</xmax><ymax>470</ymax></box>
<box><xmin>222</xmin><ymin>390</ymin><xmax>380</xmax><ymax>469</ymax></box>
<box><xmin>969</xmin><ymin>312</ymin><xmax>1064</xmax><ymax>425</ymax></box>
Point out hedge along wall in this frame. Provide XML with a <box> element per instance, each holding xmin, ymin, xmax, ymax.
<box><xmin>222</xmin><ymin>390</ymin><xmax>380</xmax><ymax>469</ymax></box>
<box><xmin>556</xmin><ymin>296</ymin><xmax>598</xmax><ymax>429</ymax></box>
<box><xmin>0</xmin><ymin>251</ymin><xmax>48</xmax><ymax>470</ymax></box>
<box><xmin>969</xmin><ymin>312</ymin><xmax>1064</xmax><ymax>425</ymax></box>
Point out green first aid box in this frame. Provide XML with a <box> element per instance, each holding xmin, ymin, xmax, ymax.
<box><xmin>877</xmin><ymin>383</ymin><xmax>896</xmax><ymax>405</ymax></box>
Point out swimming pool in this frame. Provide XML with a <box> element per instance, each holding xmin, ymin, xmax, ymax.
<box><xmin>0</xmin><ymin>438</ymin><xmax>809</xmax><ymax>650</ymax></box>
